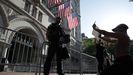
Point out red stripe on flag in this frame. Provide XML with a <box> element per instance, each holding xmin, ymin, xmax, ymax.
<box><xmin>54</xmin><ymin>0</ymin><xmax>61</xmax><ymax>5</ymax></box>
<box><xmin>48</xmin><ymin>0</ymin><xmax>53</xmax><ymax>7</ymax></box>
<box><xmin>67</xmin><ymin>12</ymin><xmax>79</xmax><ymax>30</ymax></box>
<box><xmin>56</xmin><ymin>0</ymin><xmax>59</xmax><ymax>4</ymax></box>
<box><xmin>58</xmin><ymin>4</ymin><xmax>64</xmax><ymax>17</ymax></box>
<box><xmin>64</xmin><ymin>7</ymin><xmax>71</xmax><ymax>18</ymax></box>
<box><xmin>54</xmin><ymin>0</ymin><xmax>57</xmax><ymax>4</ymax></box>
<box><xmin>59</xmin><ymin>0</ymin><xmax>61</xmax><ymax>4</ymax></box>
<box><xmin>67</xmin><ymin>14</ymin><xmax>73</xmax><ymax>29</ymax></box>
<box><xmin>73</xmin><ymin>16</ymin><xmax>78</xmax><ymax>27</ymax></box>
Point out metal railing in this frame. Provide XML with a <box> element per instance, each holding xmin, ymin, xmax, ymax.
<box><xmin>0</xmin><ymin>26</ymin><xmax>97</xmax><ymax>75</ymax></box>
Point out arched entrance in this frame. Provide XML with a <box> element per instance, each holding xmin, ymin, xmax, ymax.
<box><xmin>5</xmin><ymin>17</ymin><xmax>45</xmax><ymax>71</ymax></box>
<box><xmin>7</xmin><ymin>29</ymin><xmax>38</xmax><ymax>63</ymax></box>
<box><xmin>6</xmin><ymin>28</ymin><xmax>41</xmax><ymax>71</ymax></box>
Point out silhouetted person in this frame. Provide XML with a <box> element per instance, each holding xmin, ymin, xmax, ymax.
<box><xmin>93</xmin><ymin>23</ymin><xmax>133</xmax><ymax>75</ymax></box>
<box><xmin>95</xmin><ymin>39</ymin><xmax>104</xmax><ymax>74</ymax></box>
<box><xmin>44</xmin><ymin>17</ymin><xmax>64</xmax><ymax>75</ymax></box>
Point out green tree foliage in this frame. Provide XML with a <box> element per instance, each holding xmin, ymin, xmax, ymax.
<box><xmin>82</xmin><ymin>38</ymin><xmax>115</xmax><ymax>57</ymax></box>
<box><xmin>82</xmin><ymin>38</ymin><xmax>96</xmax><ymax>56</ymax></box>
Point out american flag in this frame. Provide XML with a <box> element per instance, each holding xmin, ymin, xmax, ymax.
<box><xmin>54</xmin><ymin>0</ymin><xmax>61</xmax><ymax>4</ymax></box>
<box><xmin>57</xmin><ymin>1</ymin><xmax>70</xmax><ymax>17</ymax></box>
<box><xmin>48</xmin><ymin>0</ymin><xmax>52</xmax><ymax>7</ymax></box>
<box><xmin>48</xmin><ymin>0</ymin><xmax>62</xmax><ymax>8</ymax></box>
<box><xmin>64</xmin><ymin>1</ymin><xmax>70</xmax><ymax>17</ymax></box>
<box><xmin>67</xmin><ymin>14</ymin><xmax>73</xmax><ymax>29</ymax></box>
<box><xmin>58</xmin><ymin>4</ymin><xmax>64</xmax><ymax>17</ymax></box>
<box><xmin>72</xmin><ymin>12</ymin><xmax>78</xmax><ymax>27</ymax></box>
<box><xmin>67</xmin><ymin>12</ymin><xmax>78</xmax><ymax>29</ymax></box>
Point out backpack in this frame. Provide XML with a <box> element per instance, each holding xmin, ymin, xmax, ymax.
<box><xmin>46</xmin><ymin>23</ymin><xmax>61</xmax><ymax>43</ymax></box>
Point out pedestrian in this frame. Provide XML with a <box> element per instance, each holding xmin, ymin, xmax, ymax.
<box><xmin>92</xmin><ymin>23</ymin><xmax>133</xmax><ymax>75</ymax></box>
<box><xmin>44</xmin><ymin>17</ymin><xmax>64</xmax><ymax>75</ymax></box>
<box><xmin>95</xmin><ymin>39</ymin><xmax>104</xmax><ymax>74</ymax></box>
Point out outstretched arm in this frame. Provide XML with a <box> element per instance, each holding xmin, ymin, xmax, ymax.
<box><xmin>92</xmin><ymin>24</ymin><xmax>120</xmax><ymax>38</ymax></box>
<box><xmin>100</xmin><ymin>36</ymin><xmax>117</xmax><ymax>43</ymax></box>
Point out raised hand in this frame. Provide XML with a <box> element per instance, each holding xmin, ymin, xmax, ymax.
<box><xmin>92</xmin><ymin>22</ymin><xmax>97</xmax><ymax>29</ymax></box>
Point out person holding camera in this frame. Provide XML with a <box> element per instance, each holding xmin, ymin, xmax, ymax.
<box><xmin>92</xmin><ymin>23</ymin><xmax>133</xmax><ymax>75</ymax></box>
